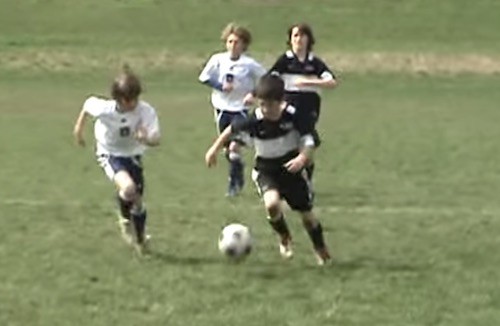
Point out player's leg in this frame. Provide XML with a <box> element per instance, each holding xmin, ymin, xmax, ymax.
<box><xmin>110</xmin><ymin>156</ymin><xmax>148</xmax><ymax>251</ymax></box>
<box><xmin>226</xmin><ymin>110</ymin><xmax>248</xmax><ymax>195</ymax></box>
<box><xmin>282</xmin><ymin>171</ymin><xmax>330</xmax><ymax>265</ymax></box>
<box><xmin>113</xmin><ymin>170</ymin><xmax>141</xmax><ymax>244</ymax></box>
<box><xmin>98</xmin><ymin>155</ymin><xmax>135</xmax><ymax>245</ymax></box>
<box><xmin>299</xmin><ymin>210</ymin><xmax>330</xmax><ymax>266</ymax></box>
<box><xmin>215</xmin><ymin>109</ymin><xmax>240</xmax><ymax>196</ymax></box>
<box><xmin>305</xmin><ymin>110</ymin><xmax>321</xmax><ymax>192</ymax></box>
<box><xmin>252</xmin><ymin>169</ymin><xmax>293</xmax><ymax>259</ymax></box>
<box><xmin>227</xmin><ymin>140</ymin><xmax>244</xmax><ymax>195</ymax></box>
<box><xmin>123</xmin><ymin>156</ymin><xmax>148</xmax><ymax>248</ymax></box>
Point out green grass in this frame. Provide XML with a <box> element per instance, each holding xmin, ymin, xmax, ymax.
<box><xmin>1</xmin><ymin>0</ymin><xmax>500</xmax><ymax>325</ymax></box>
<box><xmin>1</xmin><ymin>0</ymin><xmax>500</xmax><ymax>53</ymax></box>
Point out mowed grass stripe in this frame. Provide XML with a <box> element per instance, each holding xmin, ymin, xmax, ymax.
<box><xmin>2</xmin><ymin>49</ymin><xmax>500</xmax><ymax>75</ymax></box>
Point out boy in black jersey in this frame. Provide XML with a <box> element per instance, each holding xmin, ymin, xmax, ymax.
<box><xmin>268</xmin><ymin>23</ymin><xmax>338</xmax><ymax>189</ymax></box>
<box><xmin>205</xmin><ymin>74</ymin><xmax>331</xmax><ymax>265</ymax></box>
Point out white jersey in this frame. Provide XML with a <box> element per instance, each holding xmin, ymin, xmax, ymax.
<box><xmin>83</xmin><ymin>96</ymin><xmax>160</xmax><ymax>157</ymax></box>
<box><xmin>199</xmin><ymin>52</ymin><xmax>266</xmax><ymax>112</ymax></box>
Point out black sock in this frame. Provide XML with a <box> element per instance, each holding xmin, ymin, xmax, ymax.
<box><xmin>268</xmin><ymin>214</ymin><xmax>291</xmax><ymax>239</ymax></box>
<box><xmin>305</xmin><ymin>222</ymin><xmax>326</xmax><ymax>250</ymax></box>
<box><xmin>131</xmin><ymin>209</ymin><xmax>147</xmax><ymax>243</ymax></box>
<box><xmin>229</xmin><ymin>156</ymin><xmax>244</xmax><ymax>187</ymax></box>
<box><xmin>116</xmin><ymin>195</ymin><xmax>133</xmax><ymax>219</ymax></box>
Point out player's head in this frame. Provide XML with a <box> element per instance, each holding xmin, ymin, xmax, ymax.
<box><xmin>287</xmin><ymin>23</ymin><xmax>315</xmax><ymax>53</ymax></box>
<box><xmin>255</xmin><ymin>74</ymin><xmax>285</xmax><ymax>117</ymax></box>
<box><xmin>111</xmin><ymin>65</ymin><xmax>142</xmax><ymax>112</ymax></box>
<box><xmin>221</xmin><ymin>22</ymin><xmax>252</xmax><ymax>58</ymax></box>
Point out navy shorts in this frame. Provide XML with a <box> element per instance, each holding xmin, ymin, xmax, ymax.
<box><xmin>214</xmin><ymin>109</ymin><xmax>248</xmax><ymax>146</ymax></box>
<box><xmin>97</xmin><ymin>154</ymin><xmax>145</xmax><ymax>194</ymax></box>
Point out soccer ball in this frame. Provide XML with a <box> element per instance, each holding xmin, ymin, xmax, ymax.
<box><xmin>218</xmin><ymin>223</ymin><xmax>252</xmax><ymax>260</ymax></box>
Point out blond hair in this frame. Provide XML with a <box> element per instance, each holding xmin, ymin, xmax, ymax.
<box><xmin>220</xmin><ymin>22</ymin><xmax>252</xmax><ymax>51</ymax></box>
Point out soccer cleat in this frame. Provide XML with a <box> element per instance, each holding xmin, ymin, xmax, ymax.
<box><xmin>225</xmin><ymin>183</ymin><xmax>241</xmax><ymax>197</ymax></box>
<box><xmin>314</xmin><ymin>247</ymin><xmax>332</xmax><ymax>266</ymax></box>
<box><xmin>117</xmin><ymin>215</ymin><xmax>134</xmax><ymax>245</ymax></box>
<box><xmin>279</xmin><ymin>236</ymin><xmax>294</xmax><ymax>259</ymax></box>
<box><xmin>134</xmin><ymin>234</ymin><xmax>152</xmax><ymax>256</ymax></box>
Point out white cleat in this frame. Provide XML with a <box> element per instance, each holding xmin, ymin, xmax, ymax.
<box><xmin>314</xmin><ymin>247</ymin><xmax>332</xmax><ymax>266</ymax></box>
<box><xmin>134</xmin><ymin>234</ymin><xmax>152</xmax><ymax>256</ymax></box>
<box><xmin>279</xmin><ymin>237</ymin><xmax>294</xmax><ymax>260</ymax></box>
<box><xmin>117</xmin><ymin>215</ymin><xmax>134</xmax><ymax>246</ymax></box>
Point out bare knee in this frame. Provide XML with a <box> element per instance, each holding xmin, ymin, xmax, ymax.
<box><xmin>228</xmin><ymin>141</ymin><xmax>240</xmax><ymax>154</ymax></box>
<box><xmin>115</xmin><ymin>172</ymin><xmax>138</xmax><ymax>202</ymax></box>
<box><xmin>263</xmin><ymin>190</ymin><xmax>281</xmax><ymax>218</ymax></box>
<box><xmin>122</xmin><ymin>183</ymin><xmax>138</xmax><ymax>200</ymax></box>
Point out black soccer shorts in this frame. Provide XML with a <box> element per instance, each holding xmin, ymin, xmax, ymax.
<box><xmin>252</xmin><ymin>168</ymin><xmax>313</xmax><ymax>212</ymax></box>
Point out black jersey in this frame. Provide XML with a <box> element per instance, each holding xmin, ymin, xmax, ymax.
<box><xmin>232</xmin><ymin>104</ymin><xmax>314</xmax><ymax>172</ymax></box>
<box><xmin>269</xmin><ymin>50</ymin><xmax>336</xmax><ymax>116</ymax></box>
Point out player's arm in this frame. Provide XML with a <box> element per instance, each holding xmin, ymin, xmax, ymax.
<box><xmin>295</xmin><ymin>59</ymin><xmax>338</xmax><ymax>89</ymax></box>
<box><xmin>135</xmin><ymin>126</ymin><xmax>160</xmax><ymax>147</ymax></box>
<box><xmin>73</xmin><ymin>96</ymin><xmax>108</xmax><ymax>147</ymax></box>
<box><xmin>198</xmin><ymin>55</ymin><xmax>224</xmax><ymax>91</ymax></box>
<box><xmin>73</xmin><ymin>108</ymin><xmax>90</xmax><ymax>147</ymax></box>
<box><xmin>284</xmin><ymin>134</ymin><xmax>315</xmax><ymax>173</ymax></box>
<box><xmin>136</xmin><ymin>107</ymin><xmax>161</xmax><ymax>147</ymax></box>
<box><xmin>295</xmin><ymin>72</ymin><xmax>337</xmax><ymax>88</ymax></box>
<box><xmin>206</xmin><ymin>117</ymin><xmax>252</xmax><ymax>167</ymax></box>
<box><xmin>205</xmin><ymin>125</ymin><xmax>233</xmax><ymax>167</ymax></box>
<box><xmin>284</xmin><ymin>113</ymin><xmax>316</xmax><ymax>173</ymax></box>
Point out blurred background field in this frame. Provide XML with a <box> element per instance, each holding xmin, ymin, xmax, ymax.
<box><xmin>1</xmin><ymin>1</ymin><xmax>499</xmax><ymax>325</ymax></box>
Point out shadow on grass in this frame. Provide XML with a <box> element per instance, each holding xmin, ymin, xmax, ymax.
<box><xmin>149</xmin><ymin>251</ymin><xmax>221</xmax><ymax>266</ymax></box>
<box><xmin>333</xmin><ymin>256</ymin><xmax>429</xmax><ymax>273</ymax></box>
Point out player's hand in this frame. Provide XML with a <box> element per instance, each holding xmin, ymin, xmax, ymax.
<box><xmin>73</xmin><ymin>129</ymin><xmax>86</xmax><ymax>147</ymax></box>
<box><xmin>134</xmin><ymin>125</ymin><xmax>148</xmax><ymax>144</ymax></box>
<box><xmin>222</xmin><ymin>81</ymin><xmax>234</xmax><ymax>92</ymax></box>
<box><xmin>243</xmin><ymin>92</ymin><xmax>255</xmax><ymax>106</ymax></box>
<box><xmin>205</xmin><ymin>147</ymin><xmax>218</xmax><ymax>168</ymax></box>
<box><xmin>284</xmin><ymin>154</ymin><xmax>308</xmax><ymax>173</ymax></box>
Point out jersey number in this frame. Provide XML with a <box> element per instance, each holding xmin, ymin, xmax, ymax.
<box><xmin>119</xmin><ymin>127</ymin><xmax>131</xmax><ymax>137</ymax></box>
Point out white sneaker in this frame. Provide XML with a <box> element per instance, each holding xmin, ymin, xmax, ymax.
<box><xmin>279</xmin><ymin>237</ymin><xmax>294</xmax><ymax>259</ymax></box>
<box><xmin>117</xmin><ymin>215</ymin><xmax>134</xmax><ymax>245</ymax></box>
<box><xmin>314</xmin><ymin>247</ymin><xmax>332</xmax><ymax>266</ymax></box>
<box><xmin>134</xmin><ymin>234</ymin><xmax>152</xmax><ymax>256</ymax></box>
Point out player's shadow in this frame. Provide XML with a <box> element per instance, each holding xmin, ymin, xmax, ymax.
<box><xmin>333</xmin><ymin>256</ymin><xmax>429</xmax><ymax>273</ymax></box>
<box><xmin>150</xmin><ymin>251</ymin><xmax>221</xmax><ymax>266</ymax></box>
<box><xmin>245</xmin><ymin>256</ymin><xmax>428</xmax><ymax>279</ymax></box>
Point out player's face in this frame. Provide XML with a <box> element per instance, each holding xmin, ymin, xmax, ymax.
<box><xmin>226</xmin><ymin>33</ymin><xmax>245</xmax><ymax>58</ymax></box>
<box><xmin>117</xmin><ymin>98</ymin><xmax>138</xmax><ymax>112</ymax></box>
<box><xmin>258</xmin><ymin>99</ymin><xmax>282</xmax><ymax>119</ymax></box>
<box><xmin>290</xmin><ymin>27</ymin><xmax>308</xmax><ymax>53</ymax></box>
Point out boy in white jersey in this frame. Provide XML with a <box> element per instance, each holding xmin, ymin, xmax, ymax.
<box><xmin>199</xmin><ymin>22</ymin><xmax>266</xmax><ymax>197</ymax></box>
<box><xmin>73</xmin><ymin>68</ymin><xmax>160</xmax><ymax>254</ymax></box>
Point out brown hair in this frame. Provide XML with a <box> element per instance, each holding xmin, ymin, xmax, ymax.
<box><xmin>111</xmin><ymin>65</ymin><xmax>142</xmax><ymax>101</ymax></box>
<box><xmin>287</xmin><ymin>23</ymin><xmax>316</xmax><ymax>51</ymax></box>
<box><xmin>221</xmin><ymin>22</ymin><xmax>252</xmax><ymax>51</ymax></box>
<box><xmin>255</xmin><ymin>74</ymin><xmax>285</xmax><ymax>101</ymax></box>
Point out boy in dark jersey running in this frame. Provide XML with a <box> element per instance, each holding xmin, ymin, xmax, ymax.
<box><xmin>205</xmin><ymin>74</ymin><xmax>331</xmax><ymax>265</ymax></box>
<box><xmin>269</xmin><ymin>23</ymin><xmax>338</xmax><ymax>188</ymax></box>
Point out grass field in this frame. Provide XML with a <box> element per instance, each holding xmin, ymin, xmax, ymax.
<box><xmin>1</xmin><ymin>1</ymin><xmax>500</xmax><ymax>325</ymax></box>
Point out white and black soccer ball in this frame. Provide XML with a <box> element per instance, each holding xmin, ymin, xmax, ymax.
<box><xmin>218</xmin><ymin>223</ymin><xmax>252</xmax><ymax>260</ymax></box>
